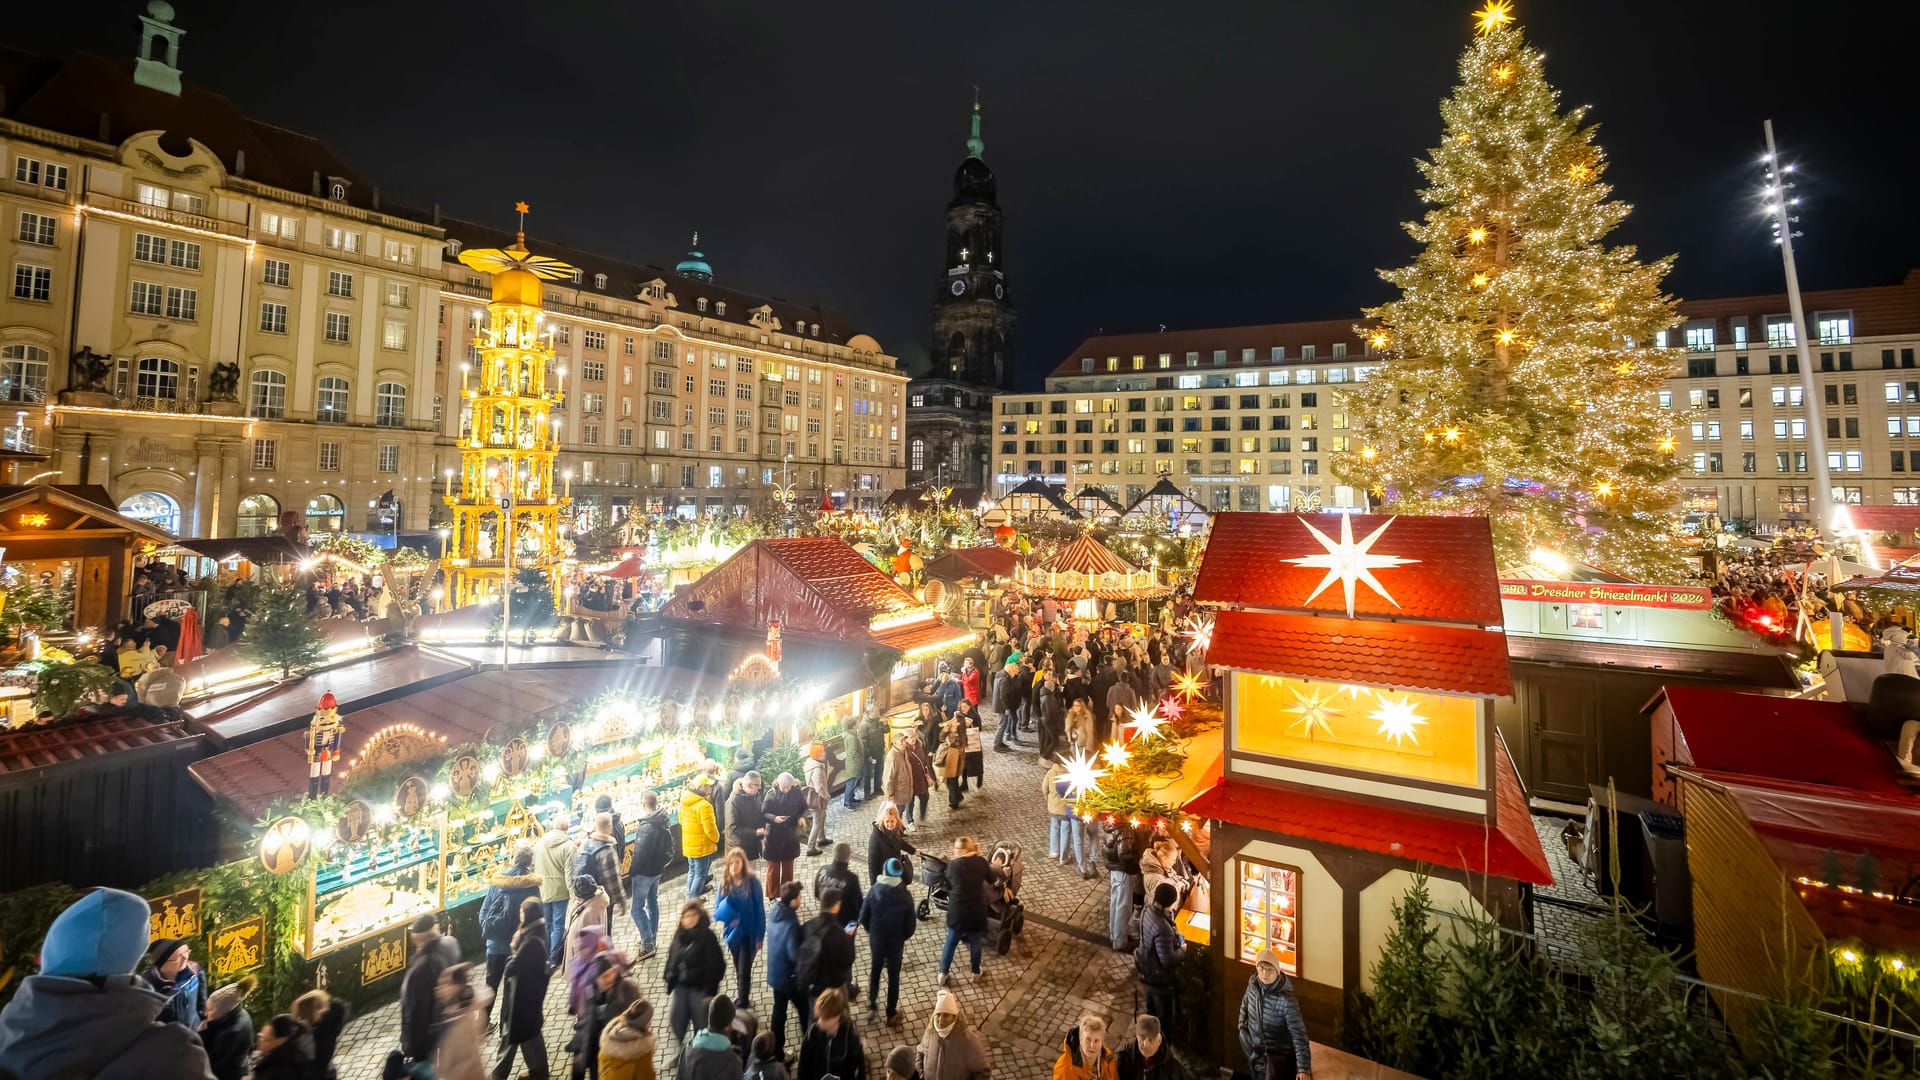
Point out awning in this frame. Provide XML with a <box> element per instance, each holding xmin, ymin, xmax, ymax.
<box><xmin>1209</xmin><ymin>608</ymin><xmax>1513</xmax><ymax>697</ymax></box>
<box><xmin>162</xmin><ymin>535</ymin><xmax>308</xmax><ymax>564</ymax></box>
<box><xmin>1184</xmin><ymin>740</ymin><xmax>1552</xmax><ymax>885</ymax></box>
<box><xmin>870</xmin><ymin>618</ymin><xmax>975</xmax><ymax>661</ymax></box>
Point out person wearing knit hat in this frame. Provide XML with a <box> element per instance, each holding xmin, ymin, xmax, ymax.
<box><xmin>680</xmin><ymin>993</ymin><xmax>739</xmax><ymax>1080</ymax></box>
<box><xmin>141</xmin><ymin>936</ymin><xmax>208</xmax><ymax>1033</ymax></box>
<box><xmin>1238</xmin><ymin>946</ymin><xmax>1312</xmax><ymax>1080</ymax></box>
<box><xmin>914</xmin><ymin>989</ymin><xmax>988</xmax><ymax>1080</ymax></box>
<box><xmin>201</xmin><ymin>974</ymin><xmax>258</xmax><ymax>1080</ymax></box>
<box><xmin>1135</xmin><ymin>879</ymin><xmax>1187</xmax><ymax>1030</ymax></box>
<box><xmin>858</xmin><ymin>853</ymin><xmax>916</xmax><ymax>1025</ymax></box>
<box><xmin>0</xmin><ymin>888</ymin><xmax>216</xmax><ymax>1079</ymax></box>
<box><xmin>885</xmin><ymin>1044</ymin><xmax>917</xmax><ymax>1080</ymax></box>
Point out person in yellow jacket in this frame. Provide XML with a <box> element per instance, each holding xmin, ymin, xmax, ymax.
<box><xmin>680</xmin><ymin>775</ymin><xmax>721</xmax><ymax>897</ymax></box>
<box><xmin>597</xmin><ymin>999</ymin><xmax>656</xmax><ymax>1080</ymax></box>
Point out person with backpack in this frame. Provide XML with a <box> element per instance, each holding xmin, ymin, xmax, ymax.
<box><xmin>813</xmin><ymin>843</ymin><xmax>864</xmax><ymax>930</ymax></box>
<box><xmin>627</xmin><ymin>791</ymin><xmax>674</xmax><ymax>961</ymax></box>
<box><xmin>1135</xmin><ymin>883</ymin><xmax>1187</xmax><ymax>1029</ymax></box>
<box><xmin>478</xmin><ymin>841</ymin><xmax>541</xmax><ymax>1028</ymax></box>
<box><xmin>797</xmin><ymin>888</ymin><xmax>856</xmax><ymax>1011</ymax></box>
<box><xmin>593</xmin><ymin>793</ymin><xmax>627</xmax><ymax>866</ymax></box>
<box><xmin>859</xmin><ymin>857</ymin><xmax>917</xmax><ymax>1026</ymax></box>
<box><xmin>579</xmin><ymin>812</ymin><xmax>629</xmax><ymax>930</ymax></box>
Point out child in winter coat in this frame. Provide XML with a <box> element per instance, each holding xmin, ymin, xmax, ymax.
<box><xmin>746</xmin><ymin>1032</ymin><xmax>792</xmax><ymax>1080</ymax></box>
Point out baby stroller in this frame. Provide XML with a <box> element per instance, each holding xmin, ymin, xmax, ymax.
<box><xmin>916</xmin><ymin>842</ymin><xmax>1029</xmax><ymax>954</ymax></box>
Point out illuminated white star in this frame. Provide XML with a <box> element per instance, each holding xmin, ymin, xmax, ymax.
<box><xmin>1125</xmin><ymin>702</ymin><xmax>1171</xmax><ymax>742</ymax></box>
<box><xmin>1285</xmin><ymin>515</ymin><xmax>1420</xmax><ymax>617</ymax></box>
<box><xmin>1284</xmin><ymin>684</ymin><xmax>1341</xmax><ymax>739</ymax></box>
<box><xmin>1058</xmin><ymin>747</ymin><xmax>1109</xmax><ymax>798</ymax></box>
<box><xmin>1182</xmin><ymin>615</ymin><xmax>1215</xmax><ymax>654</ymax></box>
<box><xmin>1370</xmin><ymin>693</ymin><xmax>1429</xmax><ymax>747</ymax></box>
<box><xmin>1101</xmin><ymin>740</ymin><xmax>1133</xmax><ymax>769</ymax></box>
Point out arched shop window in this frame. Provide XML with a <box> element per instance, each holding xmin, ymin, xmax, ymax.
<box><xmin>305</xmin><ymin>493</ymin><xmax>344</xmax><ymax>535</ymax></box>
<box><xmin>236</xmin><ymin>493</ymin><xmax>279</xmax><ymax>537</ymax></box>
<box><xmin>119</xmin><ymin>491</ymin><xmax>180</xmax><ymax>533</ymax></box>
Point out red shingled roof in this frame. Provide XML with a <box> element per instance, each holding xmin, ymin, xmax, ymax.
<box><xmin>1184</xmin><ymin>736</ymin><xmax>1552</xmax><ymax>885</ymax></box>
<box><xmin>1657</xmin><ymin>685</ymin><xmax>1910</xmax><ymax>795</ymax></box>
<box><xmin>1209</xmin><ymin>608</ymin><xmax>1512</xmax><ymax>697</ymax></box>
<box><xmin>1843</xmin><ymin>506</ymin><xmax>1920</xmax><ymax>534</ymax></box>
<box><xmin>661</xmin><ymin>538</ymin><xmax>954</xmax><ymax>648</ymax></box>
<box><xmin>1194</xmin><ymin>512</ymin><xmax>1504</xmax><ymax>627</ymax></box>
<box><xmin>871</xmin><ymin>618</ymin><xmax>975</xmax><ymax>656</ymax></box>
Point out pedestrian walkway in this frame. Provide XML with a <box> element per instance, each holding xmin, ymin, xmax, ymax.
<box><xmin>332</xmin><ymin>735</ymin><xmax>1147</xmax><ymax>1079</ymax></box>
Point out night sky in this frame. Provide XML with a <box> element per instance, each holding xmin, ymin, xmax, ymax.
<box><xmin>11</xmin><ymin>2</ymin><xmax>1920</xmax><ymax>387</ymax></box>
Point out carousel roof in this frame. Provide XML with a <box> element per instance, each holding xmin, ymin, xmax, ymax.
<box><xmin>1016</xmin><ymin>532</ymin><xmax>1170</xmax><ymax>600</ymax></box>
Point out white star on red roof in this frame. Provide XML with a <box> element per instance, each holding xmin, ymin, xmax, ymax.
<box><xmin>1285</xmin><ymin>515</ymin><xmax>1420</xmax><ymax>617</ymax></box>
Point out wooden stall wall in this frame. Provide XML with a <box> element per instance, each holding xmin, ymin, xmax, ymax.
<box><xmin>1678</xmin><ymin>778</ymin><xmax>1824</xmax><ymax>1045</ymax></box>
<box><xmin>0</xmin><ymin>738</ymin><xmax>216</xmax><ymax>892</ymax></box>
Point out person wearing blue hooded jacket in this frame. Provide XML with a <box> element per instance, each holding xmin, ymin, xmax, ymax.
<box><xmin>858</xmin><ymin>856</ymin><xmax>917</xmax><ymax>1026</ymax></box>
<box><xmin>713</xmin><ymin>847</ymin><xmax>767</xmax><ymax>1011</ymax></box>
<box><xmin>0</xmin><ymin>888</ymin><xmax>216</xmax><ymax>1079</ymax></box>
<box><xmin>764</xmin><ymin>880</ymin><xmax>807</xmax><ymax>1058</ymax></box>
<box><xmin>476</xmin><ymin>841</ymin><xmax>540</xmax><ymax>1029</ymax></box>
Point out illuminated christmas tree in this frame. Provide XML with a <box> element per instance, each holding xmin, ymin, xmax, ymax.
<box><xmin>1337</xmin><ymin>1</ymin><xmax>1683</xmax><ymax>580</ymax></box>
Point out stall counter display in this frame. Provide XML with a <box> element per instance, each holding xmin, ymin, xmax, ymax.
<box><xmin>308</xmin><ymin>822</ymin><xmax>444</xmax><ymax>956</ymax></box>
<box><xmin>1236</xmin><ymin>858</ymin><xmax>1298</xmax><ymax>974</ymax></box>
<box><xmin>442</xmin><ymin>804</ymin><xmax>542</xmax><ymax>907</ymax></box>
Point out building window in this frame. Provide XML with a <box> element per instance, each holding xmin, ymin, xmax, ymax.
<box><xmin>327</xmin><ymin>271</ymin><xmax>353</xmax><ymax>298</ymax></box>
<box><xmin>375</xmin><ymin>382</ymin><xmax>406</xmax><ymax>427</ymax></box>
<box><xmin>236</xmin><ymin>493</ymin><xmax>278</xmax><ymax>536</ymax></box>
<box><xmin>583</xmin><ymin>360</ymin><xmax>606</xmax><ymax>382</ymax></box>
<box><xmin>263</xmin><ymin>259</ymin><xmax>290</xmax><ymax>287</ymax></box>
<box><xmin>135</xmin><ymin>356</ymin><xmax>179</xmax><ymax>400</ymax></box>
<box><xmin>384</xmin><ymin>281</ymin><xmax>411</xmax><ymax>308</ymax></box>
<box><xmin>249</xmin><ymin>370</ymin><xmax>287</xmax><ymax>418</ymax></box>
<box><xmin>117</xmin><ymin>492</ymin><xmax>180</xmax><ymax>534</ymax></box>
<box><xmin>1235</xmin><ymin>858</ymin><xmax>1298</xmax><ymax>973</ymax></box>
<box><xmin>259</xmin><ymin>211</ymin><xmax>298</xmax><ymax>240</ymax></box>
<box><xmin>1816</xmin><ymin>313</ymin><xmax>1853</xmax><ymax>345</ymax></box>
<box><xmin>316</xmin><ymin>377</ymin><xmax>350</xmax><ymax>423</ymax></box>
<box><xmin>17</xmin><ymin>212</ymin><xmax>54</xmax><ymax>246</ymax></box>
<box><xmin>259</xmin><ymin>301</ymin><xmax>287</xmax><ymax>334</ymax></box>
<box><xmin>910</xmin><ymin>440</ymin><xmax>925</xmax><ymax>471</ymax></box>
<box><xmin>317</xmin><ymin>442</ymin><xmax>341</xmax><ymax>472</ymax></box>
<box><xmin>251</xmin><ymin>439</ymin><xmax>277</xmax><ymax>470</ymax></box>
<box><xmin>163</xmin><ymin>286</ymin><xmax>196</xmax><ymax>321</ymax></box>
<box><xmin>168</xmin><ymin>239</ymin><xmax>201</xmax><ymax>271</ymax></box>
<box><xmin>305</xmin><ymin>492</ymin><xmax>344</xmax><ymax>533</ymax></box>
<box><xmin>377</xmin><ymin>444</ymin><xmax>399</xmax><ymax>473</ymax></box>
<box><xmin>381</xmin><ymin>320</ymin><xmax>407</xmax><ymax>350</ymax></box>
<box><xmin>583</xmin><ymin>423</ymin><xmax>600</xmax><ymax>446</ymax></box>
<box><xmin>584</xmin><ymin>329</ymin><xmax>607</xmax><ymax>351</ymax></box>
<box><xmin>12</xmin><ymin>264</ymin><xmax>51</xmax><ymax>302</ymax></box>
<box><xmin>14</xmin><ymin>156</ymin><xmax>69</xmax><ymax>190</ymax></box>
<box><xmin>0</xmin><ymin>344</ymin><xmax>49</xmax><ymax>402</ymax></box>
<box><xmin>324</xmin><ymin>312</ymin><xmax>351</xmax><ymax>343</ymax></box>
<box><xmin>618</xmin><ymin>426</ymin><xmax>633</xmax><ymax>447</ymax></box>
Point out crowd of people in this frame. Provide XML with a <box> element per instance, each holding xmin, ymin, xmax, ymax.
<box><xmin>0</xmin><ymin>584</ymin><xmax>1317</xmax><ymax>1080</ymax></box>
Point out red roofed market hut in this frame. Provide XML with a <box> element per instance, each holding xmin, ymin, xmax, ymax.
<box><xmin>1181</xmin><ymin>512</ymin><xmax>1551</xmax><ymax>1043</ymax></box>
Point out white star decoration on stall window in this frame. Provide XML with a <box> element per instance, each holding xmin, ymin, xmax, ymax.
<box><xmin>1285</xmin><ymin>515</ymin><xmax>1420</xmax><ymax>617</ymax></box>
<box><xmin>1284</xmin><ymin>684</ymin><xmax>1342</xmax><ymax>738</ymax></box>
<box><xmin>1370</xmin><ymin>693</ymin><xmax>1430</xmax><ymax>747</ymax></box>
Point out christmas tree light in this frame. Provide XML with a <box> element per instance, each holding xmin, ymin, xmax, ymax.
<box><xmin>1336</xmin><ymin>2</ymin><xmax>1682</xmax><ymax>580</ymax></box>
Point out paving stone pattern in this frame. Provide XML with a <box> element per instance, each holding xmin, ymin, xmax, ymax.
<box><xmin>332</xmin><ymin>736</ymin><xmax>1151</xmax><ymax>1079</ymax></box>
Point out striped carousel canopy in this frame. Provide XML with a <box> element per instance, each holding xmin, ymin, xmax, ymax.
<box><xmin>1015</xmin><ymin>532</ymin><xmax>1171</xmax><ymax>601</ymax></box>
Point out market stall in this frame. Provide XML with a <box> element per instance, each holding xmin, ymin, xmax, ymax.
<box><xmin>1013</xmin><ymin>531</ymin><xmax>1170</xmax><ymax>621</ymax></box>
<box><xmin>921</xmin><ymin>545</ymin><xmax>1024</xmax><ymax>628</ymax></box>
<box><xmin>1179</xmin><ymin>512</ymin><xmax>1551</xmax><ymax>1042</ymax></box>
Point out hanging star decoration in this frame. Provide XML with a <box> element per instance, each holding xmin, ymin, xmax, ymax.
<box><xmin>1057</xmin><ymin>747</ymin><xmax>1108</xmax><ymax>799</ymax></box>
<box><xmin>1370</xmin><ymin>693</ymin><xmax>1430</xmax><ymax>747</ymax></box>
<box><xmin>1101</xmin><ymin>740</ymin><xmax>1132</xmax><ymax>769</ymax></box>
<box><xmin>1125</xmin><ymin>702</ymin><xmax>1170</xmax><ymax>743</ymax></box>
<box><xmin>1171</xmin><ymin>669</ymin><xmax>1207</xmax><ymax>703</ymax></box>
<box><xmin>1284</xmin><ymin>684</ymin><xmax>1341</xmax><ymax>739</ymax></box>
<box><xmin>1285</xmin><ymin>515</ymin><xmax>1420</xmax><ymax>617</ymax></box>
<box><xmin>1182</xmin><ymin>615</ymin><xmax>1215</xmax><ymax>655</ymax></box>
<box><xmin>1156</xmin><ymin>694</ymin><xmax>1185</xmax><ymax>724</ymax></box>
<box><xmin>1474</xmin><ymin>0</ymin><xmax>1514</xmax><ymax>34</ymax></box>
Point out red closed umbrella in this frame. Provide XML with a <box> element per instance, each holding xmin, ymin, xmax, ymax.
<box><xmin>174</xmin><ymin>606</ymin><xmax>205</xmax><ymax>664</ymax></box>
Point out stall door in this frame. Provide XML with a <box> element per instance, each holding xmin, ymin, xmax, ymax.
<box><xmin>1526</xmin><ymin>670</ymin><xmax>1601</xmax><ymax>804</ymax></box>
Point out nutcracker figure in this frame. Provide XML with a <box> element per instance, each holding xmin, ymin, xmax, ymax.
<box><xmin>766</xmin><ymin>617</ymin><xmax>782</xmax><ymax>674</ymax></box>
<box><xmin>306</xmin><ymin>692</ymin><xmax>345</xmax><ymax>797</ymax></box>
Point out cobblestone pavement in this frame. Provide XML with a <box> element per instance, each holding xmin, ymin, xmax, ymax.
<box><xmin>333</xmin><ymin>735</ymin><xmax>1146</xmax><ymax>1079</ymax></box>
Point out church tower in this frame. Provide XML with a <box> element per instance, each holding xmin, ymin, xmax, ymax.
<box><xmin>906</xmin><ymin>95</ymin><xmax>1014</xmax><ymax>492</ymax></box>
<box><xmin>931</xmin><ymin>97</ymin><xmax>1015</xmax><ymax>387</ymax></box>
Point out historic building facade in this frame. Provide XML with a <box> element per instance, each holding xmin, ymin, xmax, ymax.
<box><xmin>906</xmin><ymin>100</ymin><xmax>1014</xmax><ymax>492</ymax></box>
<box><xmin>0</xmin><ymin>3</ymin><xmax>444</xmax><ymax>538</ymax></box>
<box><xmin>428</xmin><ymin>224</ymin><xmax>906</xmax><ymax>523</ymax></box>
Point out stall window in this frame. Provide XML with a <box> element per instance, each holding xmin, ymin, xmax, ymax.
<box><xmin>1569</xmin><ymin>603</ymin><xmax>1606</xmax><ymax>629</ymax></box>
<box><xmin>1236</xmin><ymin>858</ymin><xmax>1299</xmax><ymax>974</ymax></box>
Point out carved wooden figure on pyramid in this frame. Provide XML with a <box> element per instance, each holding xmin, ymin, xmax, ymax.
<box><xmin>305</xmin><ymin>692</ymin><xmax>345</xmax><ymax>797</ymax></box>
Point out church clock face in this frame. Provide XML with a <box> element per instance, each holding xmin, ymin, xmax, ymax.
<box><xmin>950</xmin><ymin>279</ymin><xmax>967</xmax><ymax>297</ymax></box>
<box><xmin>993</xmin><ymin>283</ymin><xmax>1005</xmax><ymax>299</ymax></box>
